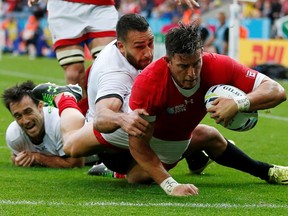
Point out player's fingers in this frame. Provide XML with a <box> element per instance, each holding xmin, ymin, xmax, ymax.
<box><xmin>187</xmin><ymin>184</ymin><xmax>199</xmax><ymax>195</ymax></box>
<box><xmin>15</xmin><ymin>152</ymin><xmax>27</xmax><ymax>162</ymax></box>
<box><xmin>28</xmin><ymin>155</ymin><xmax>35</xmax><ymax>166</ymax></box>
<box><xmin>137</xmin><ymin>109</ymin><xmax>149</xmax><ymax>116</ymax></box>
<box><xmin>130</xmin><ymin>128</ymin><xmax>145</xmax><ymax>138</ymax></box>
<box><xmin>15</xmin><ymin>156</ymin><xmax>29</xmax><ymax>166</ymax></box>
<box><xmin>22</xmin><ymin>156</ymin><xmax>33</xmax><ymax>167</ymax></box>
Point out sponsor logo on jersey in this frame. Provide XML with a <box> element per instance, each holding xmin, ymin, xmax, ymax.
<box><xmin>166</xmin><ymin>99</ymin><xmax>194</xmax><ymax>114</ymax></box>
<box><xmin>246</xmin><ymin>70</ymin><xmax>256</xmax><ymax>79</ymax></box>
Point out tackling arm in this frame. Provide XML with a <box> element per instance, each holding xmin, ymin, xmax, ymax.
<box><xmin>94</xmin><ymin>98</ymin><xmax>149</xmax><ymax>137</ymax></box>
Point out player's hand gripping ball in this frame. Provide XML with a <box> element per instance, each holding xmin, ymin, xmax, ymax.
<box><xmin>204</xmin><ymin>84</ymin><xmax>258</xmax><ymax>131</ymax></box>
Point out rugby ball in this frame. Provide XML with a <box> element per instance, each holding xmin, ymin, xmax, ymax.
<box><xmin>204</xmin><ymin>84</ymin><xmax>258</xmax><ymax>132</ymax></box>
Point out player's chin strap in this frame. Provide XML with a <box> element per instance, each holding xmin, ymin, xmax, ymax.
<box><xmin>160</xmin><ymin>177</ymin><xmax>179</xmax><ymax>195</ymax></box>
<box><xmin>233</xmin><ymin>96</ymin><xmax>250</xmax><ymax>112</ymax></box>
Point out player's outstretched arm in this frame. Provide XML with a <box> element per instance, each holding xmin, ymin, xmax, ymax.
<box><xmin>14</xmin><ymin>151</ymin><xmax>84</xmax><ymax>168</ymax></box>
<box><xmin>129</xmin><ymin>123</ymin><xmax>199</xmax><ymax>196</ymax></box>
<box><xmin>32</xmin><ymin>152</ymin><xmax>85</xmax><ymax>168</ymax></box>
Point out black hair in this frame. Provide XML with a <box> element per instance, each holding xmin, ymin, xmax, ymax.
<box><xmin>165</xmin><ymin>21</ymin><xmax>203</xmax><ymax>59</ymax></box>
<box><xmin>2</xmin><ymin>80</ymin><xmax>39</xmax><ymax>111</ymax></box>
<box><xmin>116</xmin><ymin>13</ymin><xmax>150</xmax><ymax>42</ymax></box>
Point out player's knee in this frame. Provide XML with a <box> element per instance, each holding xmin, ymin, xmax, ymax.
<box><xmin>63</xmin><ymin>144</ymin><xmax>72</xmax><ymax>157</ymax></box>
<box><xmin>126</xmin><ymin>165</ymin><xmax>153</xmax><ymax>184</ymax></box>
<box><xmin>65</xmin><ymin>147</ymin><xmax>81</xmax><ymax>158</ymax></box>
<box><xmin>63</xmin><ymin>141</ymin><xmax>81</xmax><ymax>158</ymax></box>
<box><xmin>64</xmin><ymin>64</ymin><xmax>85</xmax><ymax>84</ymax></box>
<box><xmin>194</xmin><ymin>124</ymin><xmax>219</xmax><ymax>141</ymax></box>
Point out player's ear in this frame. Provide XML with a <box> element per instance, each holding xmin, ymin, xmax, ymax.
<box><xmin>117</xmin><ymin>41</ymin><xmax>124</xmax><ymax>54</ymax></box>
<box><xmin>38</xmin><ymin>101</ymin><xmax>44</xmax><ymax>109</ymax></box>
<box><xmin>164</xmin><ymin>56</ymin><xmax>170</xmax><ymax>63</ymax></box>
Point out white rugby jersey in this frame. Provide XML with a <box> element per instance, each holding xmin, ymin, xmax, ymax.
<box><xmin>87</xmin><ymin>40</ymin><xmax>140</xmax><ymax>121</ymax></box>
<box><xmin>6</xmin><ymin>107</ymin><xmax>65</xmax><ymax>157</ymax></box>
<box><xmin>86</xmin><ymin>39</ymin><xmax>140</xmax><ymax>150</ymax></box>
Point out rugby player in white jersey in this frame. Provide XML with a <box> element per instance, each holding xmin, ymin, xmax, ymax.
<box><xmin>2</xmin><ymin>80</ymin><xmax>96</xmax><ymax>168</ymax></box>
<box><xmin>27</xmin><ymin>0</ymin><xmax>119</xmax><ymax>114</ymax></box>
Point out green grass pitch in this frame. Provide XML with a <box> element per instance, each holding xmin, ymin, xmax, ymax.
<box><xmin>0</xmin><ymin>54</ymin><xmax>287</xmax><ymax>215</ymax></box>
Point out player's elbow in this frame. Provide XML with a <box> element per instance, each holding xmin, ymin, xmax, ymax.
<box><xmin>279</xmin><ymin>88</ymin><xmax>287</xmax><ymax>102</ymax></box>
<box><xmin>275</xmin><ymin>84</ymin><xmax>287</xmax><ymax>105</ymax></box>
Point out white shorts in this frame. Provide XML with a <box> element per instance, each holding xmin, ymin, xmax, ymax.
<box><xmin>47</xmin><ymin>1</ymin><xmax>118</xmax><ymax>48</ymax></box>
<box><xmin>102</xmin><ymin>129</ymin><xmax>190</xmax><ymax>165</ymax></box>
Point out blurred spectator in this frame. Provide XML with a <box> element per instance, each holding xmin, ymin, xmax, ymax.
<box><xmin>241</xmin><ymin>2</ymin><xmax>262</xmax><ymax>18</ymax></box>
<box><xmin>2</xmin><ymin>0</ymin><xmax>28</xmax><ymax>13</ymax></box>
<box><xmin>160</xmin><ymin>14</ymin><xmax>181</xmax><ymax>34</ymax></box>
<box><xmin>21</xmin><ymin>6</ymin><xmax>45</xmax><ymax>58</ymax></box>
<box><xmin>3</xmin><ymin>0</ymin><xmax>21</xmax><ymax>12</ymax></box>
<box><xmin>282</xmin><ymin>0</ymin><xmax>288</xmax><ymax>16</ymax></box>
<box><xmin>119</xmin><ymin>0</ymin><xmax>140</xmax><ymax>15</ymax></box>
<box><xmin>206</xmin><ymin>11</ymin><xmax>229</xmax><ymax>55</ymax></box>
<box><xmin>152</xmin><ymin>0</ymin><xmax>182</xmax><ymax>19</ymax></box>
<box><xmin>139</xmin><ymin>0</ymin><xmax>155</xmax><ymax>18</ymax></box>
<box><xmin>268</xmin><ymin>0</ymin><xmax>281</xmax><ymax>24</ymax></box>
<box><xmin>191</xmin><ymin>13</ymin><xmax>216</xmax><ymax>53</ymax></box>
<box><xmin>1</xmin><ymin>15</ymin><xmax>20</xmax><ymax>53</ymax></box>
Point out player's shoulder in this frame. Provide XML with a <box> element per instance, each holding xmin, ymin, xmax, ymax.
<box><xmin>5</xmin><ymin>121</ymin><xmax>23</xmax><ymax>145</ymax></box>
<box><xmin>133</xmin><ymin>58</ymin><xmax>169</xmax><ymax>94</ymax></box>
<box><xmin>202</xmin><ymin>52</ymin><xmax>233</xmax><ymax>70</ymax></box>
<box><xmin>203</xmin><ymin>52</ymin><xmax>230</xmax><ymax>61</ymax></box>
<box><xmin>43</xmin><ymin>107</ymin><xmax>60</xmax><ymax>119</ymax></box>
<box><xmin>43</xmin><ymin>107</ymin><xmax>60</xmax><ymax>130</ymax></box>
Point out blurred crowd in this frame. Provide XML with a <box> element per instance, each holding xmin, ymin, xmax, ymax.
<box><xmin>0</xmin><ymin>0</ymin><xmax>287</xmax><ymax>58</ymax></box>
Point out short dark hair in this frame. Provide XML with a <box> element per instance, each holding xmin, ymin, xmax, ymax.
<box><xmin>116</xmin><ymin>13</ymin><xmax>150</xmax><ymax>42</ymax></box>
<box><xmin>165</xmin><ymin>21</ymin><xmax>203</xmax><ymax>59</ymax></box>
<box><xmin>2</xmin><ymin>80</ymin><xmax>38</xmax><ymax>111</ymax></box>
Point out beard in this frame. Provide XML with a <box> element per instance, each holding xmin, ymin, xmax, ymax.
<box><xmin>125</xmin><ymin>52</ymin><xmax>152</xmax><ymax>70</ymax></box>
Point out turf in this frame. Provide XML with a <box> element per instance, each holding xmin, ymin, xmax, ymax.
<box><xmin>0</xmin><ymin>54</ymin><xmax>287</xmax><ymax>215</ymax></box>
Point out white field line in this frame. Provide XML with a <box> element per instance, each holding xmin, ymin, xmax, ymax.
<box><xmin>0</xmin><ymin>69</ymin><xmax>64</xmax><ymax>83</ymax></box>
<box><xmin>259</xmin><ymin>113</ymin><xmax>288</xmax><ymax>121</ymax></box>
<box><xmin>0</xmin><ymin>200</ymin><xmax>287</xmax><ymax>209</ymax></box>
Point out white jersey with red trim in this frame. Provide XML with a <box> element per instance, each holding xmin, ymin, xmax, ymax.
<box><xmin>5</xmin><ymin>107</ymin><xmax>65</xmax><ymax>157</ymax></box>
<box><xmin>129</xmin><ymin>53</ymin><xmax>266</xmax><ymax>163</ymax></box>
<box><xmin>47</xmin><ymin>0</ymin><xmax>118</xmax><ymax>49</ymax></box>
<box><xmin>86</xmin><ymin>40</ymin><xmax>139</xmax><ymax>150</ymax></box>
<box><xmin>87</xmin><ymin>40</ymin><xmax>140</xmax><ymax>122</ymax></box>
